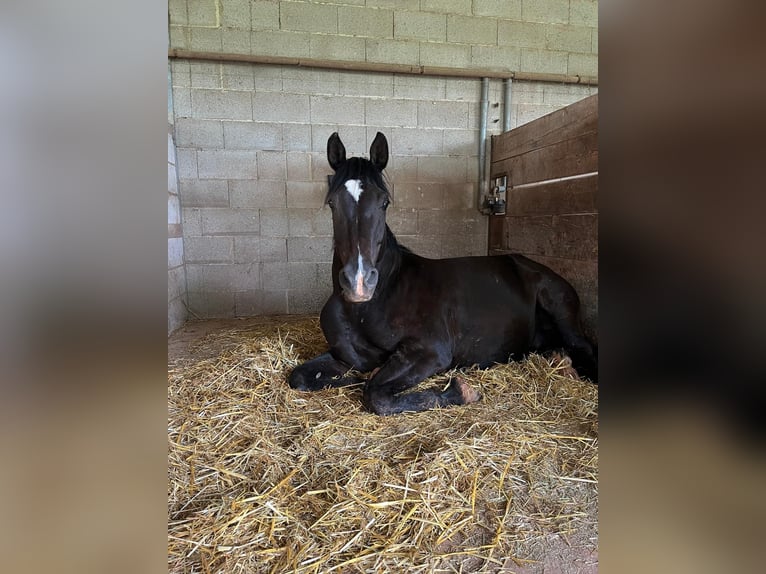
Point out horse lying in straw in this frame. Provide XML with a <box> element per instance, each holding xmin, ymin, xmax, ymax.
<box><xmin>289</xmin><ymin>132</ymin><xmax>597</xmax><ymax>415</ymax></box>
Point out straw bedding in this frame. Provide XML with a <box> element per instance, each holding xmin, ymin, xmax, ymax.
<box><xmin>168</xmin><ymin>316</ymin><xmax>598</xmax><ymax>573</ymax></box>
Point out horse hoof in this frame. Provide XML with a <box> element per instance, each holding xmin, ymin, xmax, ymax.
<box><xmin>452</xmin><ymin>377</ymin><xmax>481</xmax><ymax>405</ymax></box>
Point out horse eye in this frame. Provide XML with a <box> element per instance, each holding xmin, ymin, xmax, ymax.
<box><xmin>382</xmin><ymin>199</ymin><xmax>390</xmax><ymax>209</ymax></box>
<box><xmin>327</xmin><ymin>199</ymin><xmax>335</xmax><ymax>208</ymax></box>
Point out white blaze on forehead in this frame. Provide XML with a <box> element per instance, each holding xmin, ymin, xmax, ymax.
<box><xmin>344</xmin><ymin>179</ymin><xmax>363</xmax><ymax>203</ymax></box>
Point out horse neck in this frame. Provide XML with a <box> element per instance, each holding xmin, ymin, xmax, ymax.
<box><xmin>374</xmin><ymin>225</ymin><xmax>403</xmax><ymax>292</ymax></box>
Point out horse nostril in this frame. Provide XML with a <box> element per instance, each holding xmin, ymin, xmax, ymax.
<box><xmin>339</xmin><ymin>270</ymin><xmax>352</xmax><ymax>291</ymax></box>
<box><xmin>365</xmin><ymin>268</ymin><xmax>378</xmax><ymax>288</ymax></box>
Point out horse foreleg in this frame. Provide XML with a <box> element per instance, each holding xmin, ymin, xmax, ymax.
<box><xmin>288</xmin><ymin>352</ymin><xmax>362</xmax><ymax>391</ymax></box>
<box><xmin>362</xmin><ymin>341</ymin><xmax>480</xmax><ymax>416</ymax></box>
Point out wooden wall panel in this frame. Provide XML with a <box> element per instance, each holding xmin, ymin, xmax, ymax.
<box><xmin>488</xmin><ymin>94</ymin><xmax>598</xmax><ymax>341</ymax></box>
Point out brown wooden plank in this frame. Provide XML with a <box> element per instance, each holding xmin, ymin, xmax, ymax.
<box><xmin>488</xmin><ymin>216</ymin><xmax>504</xmax><ymax>251</ymax></box>
<box><xmin>505</xmin><ymin>175</ymin><xmax>598</xmax><ymax>216</ymax></box>
<box><xmin>499</xmin><ymin>214</ymin><xmax>598</xmax><ymax>261</ymax></box>
<box><xmin>491</xmin><ymin>94</ymin><xmax>598</xmax><ymax>163</ymax></box>
<box><xmin>491</xmin><ymin>130</ymin><xmax>598</xmax><ymax>185</ymax></box>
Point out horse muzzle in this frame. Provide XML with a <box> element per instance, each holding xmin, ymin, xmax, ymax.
<box><xmin>339</xmin><ymin>264</ymin><xmax>378</xmax><ymax>303</ymax></box>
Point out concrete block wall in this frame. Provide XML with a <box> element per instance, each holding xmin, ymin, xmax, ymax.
<box><xmin>171</xmin><ymin>60</ymin><xmax>595</xmax><ymax>317</ymax></box>
<box><xmin>168</xmin><ymin>1</ymin><xmax>597</xmax><ymax>78</ymax></box>
<box><xmin>167</xmin><ymin>1</ymin><xmax>598</xmax><ymax>318</ymax></box>
<box><xmin>168</xmin><ymin>66</ymin><xmax>188</xmax><ymax>333</ymax></box>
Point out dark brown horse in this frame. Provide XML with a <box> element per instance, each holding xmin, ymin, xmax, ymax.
<box><xmin>288</xmin><ymin>132</ymin><xmax>597</xmax><ymax>415</ymax></box>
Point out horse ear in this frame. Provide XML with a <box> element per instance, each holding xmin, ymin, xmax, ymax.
<box><xmin>369</xmin><ymin>132</ymin><xmax>388</xmax><ymax>171</ymax></box>
<box><xmin>327</xmin><ymin>132</ymin><xmax>346</xmax><ymax>171</ymax></box>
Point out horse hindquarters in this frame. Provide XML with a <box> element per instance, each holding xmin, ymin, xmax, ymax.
<box><xmin>530</xmin><ymin>266</ymin><xmax>598</xmax><ymax>383</ymax></box>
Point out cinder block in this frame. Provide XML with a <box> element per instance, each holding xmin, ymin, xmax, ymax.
<box><xmin>175</xmin><ymin>148</ymin><xmax>198</xmax><ymax>179</ymax></box>
<box><xmin>221</xmin><ymin>0</ymin><xmax>250</xmax><ymax>28</ymax></box>
<box><xmin>172</xmin><ymin>87</ymin><xmax>192</xmax><ymax>118</ymax></box>
<box><xmin>367</xmin><ymin>0</ymin><xmax>419</xmax><ymax>9</ymax></box>
<box><xmin>185</xmin><ymin>236</ymin><xmax>234</xmax><ymax>263</ymax></box>
<box><xmin>168</xmin><ymin>164</ymin><xmax>179</xmax><ymax>194</ymax></box>
<box><xmin>385</xmin><ymin>208</ymin><xmax>418</xmax><ymax>235</ymax></box>
<box><xmin>513</xmin><ymin>82</ymin><xmax>545</xmax><ymax>105</ymax></box>
<box><xmin>190</xmin><ymin>28</ymin><xmax>223</xmax><ymax>52</ymax></box>
<box><xmin>200</xmin><ymin>208</ymin><xmax>260</xmax><ymax>235</ymax></box>
<box><xmin>187</xmin><ymin>290</ymin><xmax>236</xmax><ymax>318</ymax></box>
<box><xmin>188</xmin><ymin>0</ymin><xmax>217</xmax><ymax>26</ymax></box>
<box><xmin>168</xmin><ymin>296</ymin><xmax>188</xmax><ymax>334</ymax></box>
<box><xmin>311</xmin><ymin>95</ymin><xmax>365</xmax><ymax>125</ymax></box>
<box><xmin>387</xmin><ymin>155</ymin><xmax>418</xmax><ymax>183</ymax></box>
<box><xmin>417</xmin><ymin>156</ymin><xmax>467</xmax><ymax>183</ymax></box>
<box><xmin>171</xmin><ymin>61</ymin><xmax>191</xmax><ymax>87</ymax></box>
<box><xmin>252</xmin><ymin>92</ymin><xmax>309</xmax><ymax>123</ymax></box>
<box><xmin>420</xmin><ymin>0</ymin><xmax>471</xmax><ymax>15</ymax></box>
<box><xmin>168</xmin><ymin>237</ymin><xmax>184</xmax><ymax>268</ymax></box>
<box><xmin>288</xmin><ymin>288</ymin><xmax>330</xmax><ymax>314</ymax></box>
<box><xmin>570</xmin><ymin>0</ymin><xmax>598</xmax><ymax>27</ymax></box>
<box><xmin>168</xmin><ymin>0</ymin><xmax>187</xmax><ymax>26</ymax></box>
<box><xmin>192</xmin><ymin>89</ymin><xmax>252</xmax><ymax>120</ymax></box>
<box><xmin>288</xmin><ymin>208</ymin><xmax>332</xmax><ymax>237</ymax></box>
<box><xmin>445</xmin><ymin>78</ymin><xmax>480</xmax><ymax>102</ymax></box>
<box><xmin>182</xmin><ymin>208</ymin><xmax>203</xmax><ymax>236</ymax></box>
<box><xmin>235</xmin><ymin>290</ymin><xmax>288</xmax><ymax>316</ymax></box>
<box><xmin>420</xmin><ymin>42</ymin><xmax>470</xmax><ymax>68</ymax></box>
<box><xmin>259</xmin><ymin>208</ymin><xmax>290</xmax><ymax>237</ymax></box>
<box><xmin>390</xmin><ymin>128</ymin><xmax>443</xmax><ymax>155</ymax></box>
<box><xmin>365</xmin><ymin>39</ymin><xmax>419</xmax><ymax>66</ymax></box>
<box><xmin>473</xmin><ymin>0</ymin><xmax>522</xmax><ymax>19</ymax></box>
<box><xmin>393</xmin><ymin>75</ymin><xmax>446</xmax><ymax>100</ymax></box>
<box><xmin>543</xmin><ymin>83</ymin><xmax>593</xmax><ymax>106</ymax></box>
<box><xmin>224</xmin><ymin>122</ymin><xmax>281</xmax><ymax>150</ymax></box>
<box><xmin>197</xmin><ymin>150</ymin><xmax>258</xmax><ymax>179</ymax></box>
<box><xmin>229</xmin><ymin>179</ymin><xmax>285</xmax><ymax>209</ymax></box>
<box><xmin>308</xmin><ymin>151</ymin><xmax>334</xmax><ymax>183</ymax></box>
<box><xmin>398</xmin><ymin>234</ymin><xmax>442</xmax><ymax>258</ymax></box>
<box><xmin>395</xmin><ymin>183</ymin><xmax>444</xmax><ymax>209</ymax></box>
<box><xmin>520</xmin><ymin>48</ymin><xmax>568</xmax><ymax>75</ymax></box>
<box><xmin>418</xmin><ymin>101</ymin><xmax>469</xmax><ymax>130</ymax></box>
<box><xmin>221</xmin><ymin>63</ymin><xmax>255</xmax><ymax>91</ymax></box>
<box><xmin>180</xmin><ymin>179</ymin><xmax>230</xmax><ymax>207</ymax></box>
<box><xmin>522</xmin><ymin>0</ymin><xmax>569</xmax><ymax>24</ymax></box>
<box><xmin>393</xmin><ymin>11</ymin><xmax>446</xmax><ymax>42</ymax></box>
<box><xmin>258</xmin><ymin>151</ymin><xmax>287</xmax><ymax>180</ymax></box>
<box><xmin>280</xmin><ymin>2</ymin><xmax>338</xmax><ymax>34</ymax></box>
<box><xmin>418</xmin><ymin>209</ymin><xmax>482</xmax><ymax>237</ymax></box>
<box><xmin>175</xmin><ymin>119</ymin><xmax>224</xmax><ymax>148</ymax></box>
<box><xmin>443</xmin><ymin>182</ymin><xmax>477</xmax><ymax>210</ymax></box>
<box><xmin>169</xmin><ymin>26</ymin><xmax>189</xmax><ymax>50</ymax></box>
<box><xmin>283</xmin><ymin>124</ymin><xmax>312</xmax><ymax>151</ymax></box>
<box><xmin>168</xmin><ymin>193</ymin><xmax>181</xmax><ymax>225</ymax></box>
<box><xmin>443</xmin><ymin>129</ymin><xmax>477</xmax><ymax>156</ymax></box>
<box><xmin>251</xmin><ymin>1</ymin><xmax>280</xmax><ymax>30</ymax></box>
<box><xmin>261</xmin><ymin>262</ymin><xmax>291</xmax><ymax>290</ymax></box>
<box><xmin>365</xmin><ymin>99</ymin><xmax>417</xmax><ymax>128</ymax></box>
<box><xmin>191</xmin><ymin>66</ymin><xmax>222</xmax><ymax>90</ymax></box>
<box><xmin>546</xmin><ymin>25</ymin><xmax>593</xmax><ymax>53</ymax></box>
<box><xmin>286</xmin><ymin>181</ymin><xmax>327</xmax><ymax>209</ymax></box>
<box><xmin>238</xmin><ymin>236</ymin><xmax>287</xmax><ymax>263</ymax></box>
<box><xmin>568</xmin><ymin>52</ymin><xmax>598</xmax><ymax>77</ymax></box>
<box><xmin>287</xmin><ymin>237</ymin><xmax>333</xmax><ymax>262</ymax></box>
<box><xmin>282</xmin><ymin>67</ymin><xmax>339</xmax><ymax>96</ymax></box>
<box><xmin>470</xmin><ymin>45</ymin><xmax>520</xmax><ymax>71</ymax></box>
<box><xmin>310</xmin><ymin>35</ymin><xmax>366</xmax><ymax>63</ymax></box>
<box><xmin>251</xmin><ymin>30</ymin><xmax>311</xmax><ymax>58</ymax></box>
<box><xmin>447</xmin><ymin>15</ymin><xmax>497</xmax><ymax>45</ymax></box>
<box><xmin>310</xmin><ymin>125</ymin><xmax>367</xmax><ymax>155</ymax></box>
<box><xmin>498</xmin><ymin>20</ymin><xmax>546</xmax><ymax>49</ymax></box>
<box><xmin>338</xmin><ymin>6</ymin><xmax>393</xmax><ymax>38</ymax></box>
<box><xmin>286</xmin><ymin>152</ymin><xmax>312</xmax><ymax>181</ymax></box>
<box><xmin>222</xmin><ymin>28</ymin><xmax>251</xmax><ymax>55</ymax></box>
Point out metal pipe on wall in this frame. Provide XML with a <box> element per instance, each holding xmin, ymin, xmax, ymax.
<box><xmin>503</xmin><ymin>78</ymin><xmax>513</xmax><ymax>132</ymax></box>
<box><xmin>478</xmin><ymin>77</ymin><xmax>489</xmax><ymax>211</ymax></box>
